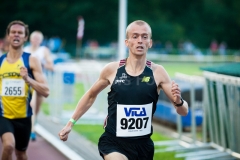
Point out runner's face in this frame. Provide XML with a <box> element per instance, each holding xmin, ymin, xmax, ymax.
<box><xmin>125</xmin><ymin>24</ymin><xmax>152</xmax><ymax>56</ymax></box>
<box><xmin>30</xmin><ymin>33</ymin><xmax>42</xmax><ymax>47</ymax></box>
<box><xmin>7</xmin><ymin>24</ymin><xmax>27</xmax><ymax>49</ymax></box>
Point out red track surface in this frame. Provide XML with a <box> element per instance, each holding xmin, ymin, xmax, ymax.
<box><xmin>0</xmin><ymin>134</ymin><xmax>68</xmax><ymax>160</ymax></box>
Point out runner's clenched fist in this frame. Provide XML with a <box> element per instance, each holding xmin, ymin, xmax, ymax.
<box><xmin>171</xmin><ymin>80</ymin><xmax>181</xmax><ymax>104</ymax></box>
<box><xmin>20</xmin><ymin>66</ymin><xmax>29</xmax><ymax>83</ymax></box>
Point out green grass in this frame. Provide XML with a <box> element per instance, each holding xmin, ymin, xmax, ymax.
<box><xmin>152</xmin><ymin>133</ymin><xmax>184</xmax><ymax>160</ymax></box>
<box><xmin>41</xmin><ymin>102</ymin><xmax>50</xmax><ymax>115</ymax></box>
<box><xmin>41</xmin><ymin>83</ymin><xmax>85</xmax><ymax>114</ymax></box>
<box><xmin>73</xmin><ymin>124</ymin><xmax>103</xmax><ymax>143</ymax></box>
<box><xmin>156</xmin><ymin>62</ymin><xmax>212</xmax><ymax>77</ymax></box>
<box><xmin>160</xmin><ymin>62</ymin><xmax>205</xmax><ymax>77</ymax></box>
<box><xmin>63</xmin><ymin>83</ymin><xmax>85</xmax><ymax>110</ymax></box>
<box><xmin>155</xmin><ymin>62</ymin><xmax>227</xmax><ymax>78</ymax></box>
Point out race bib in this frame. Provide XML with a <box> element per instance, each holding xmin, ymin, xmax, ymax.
<box><xmin>116</xmin><ymin>103</ymin><xmax>152</xmax><ymax>137</ymax></box>
<box><xmin>2</xmin><ymin>79</ymin><xmax>25</xmax><ymax>96</ymax></box>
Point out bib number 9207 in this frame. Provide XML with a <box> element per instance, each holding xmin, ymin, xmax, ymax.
<box><xmin>4</xmin><ymin>87</ymin><xmax>22</xmax><ymax>96</ymax></box>
<box><xmin>120</xmin><ymin>117</ymin><xmax>149</xmax><ymax>130</ymax></box>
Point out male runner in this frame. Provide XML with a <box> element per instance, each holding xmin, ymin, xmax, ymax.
<box><xmin>59</xmin><ymin>20</ymin><xmax>188</xmax><ymax>160</ymax></box>
<box><xmin>0</xmin><ymin>20</ymin><xmax>49</xmax><ymax>160</ymax></box>
<box><xmin>24</xmin><ymin>30</ymin><xmax>54</xmax><ymax>141</ymax></box>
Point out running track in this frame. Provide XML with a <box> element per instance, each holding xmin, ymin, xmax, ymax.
<box><xmin>0</xmin><ymin>134</ymin><xmax>68</xmax><ymax>160</ymax></box>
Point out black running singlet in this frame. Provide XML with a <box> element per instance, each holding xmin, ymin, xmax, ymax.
<box><xmin>104</xmin><ymin>59</ymin><xmax>159</xmax><ymax>139</ymax></box>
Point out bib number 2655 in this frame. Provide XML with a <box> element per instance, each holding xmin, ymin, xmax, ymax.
<box><xmin>2</xmin><ymin>79</ymin><xmax>25</xmax><ymax>97</ymax></box>
<box><xmin>4</xmin><ymin>87</ymin><xmax>22</xmax><ymax>96</ymax></box>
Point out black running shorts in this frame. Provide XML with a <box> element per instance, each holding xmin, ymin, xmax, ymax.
<box><xmin>0</xmin><ymin>116</ymin><xmax>31</xmax><ymax>151</ymax></box>
<box><xmin>98</xmin><ymin>132</ymin><xmax>154</xmax><ymax>160</ymax></box>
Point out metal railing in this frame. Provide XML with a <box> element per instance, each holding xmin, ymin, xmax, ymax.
<box><xmin>155</xmin><ymin>72</ymin><xmax>240</xmax><ymax>159</ymax></box>
<box><xmin>203</xmin><ymin>71</ymin><xmax>240</xmax><ymax>158</ymax></box>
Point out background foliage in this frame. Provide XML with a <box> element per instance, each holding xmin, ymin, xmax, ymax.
<box><xmin>1</xmin><ymin>0</ymin><xmax>239</xmax><ymax>53</ymax></box>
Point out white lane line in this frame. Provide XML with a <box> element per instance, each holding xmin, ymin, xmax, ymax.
<box><xmin>35</xmin><ymin>124</ymin><xmax>84</xmax><ymax>160</ymax></box>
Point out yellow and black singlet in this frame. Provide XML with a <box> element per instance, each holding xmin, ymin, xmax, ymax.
<box><xmin>0</xmin><ymin>52</ymin><xmax>34</xmax><ymax>119</ymax></box>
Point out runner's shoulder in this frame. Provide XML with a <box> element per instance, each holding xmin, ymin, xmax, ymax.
<box><xmin>102</xmin><ymin>61</ymin><xmax>119</xmax><ymax>74</ymax></box>
<box><xmin>151</xmin><ymin>62</ymin><xmax>165</xmax><ymax>72</ymax></box>
<box><xmin>98</xmin><ymin>62</ymin><xmax>119</xmax><ymax>81</ymax></box>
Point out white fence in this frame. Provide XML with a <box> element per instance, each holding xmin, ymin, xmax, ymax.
<box><xmin>46</xmin><ymin>60</ymin><xmax>108</xmax><ymax>125</ymax></box>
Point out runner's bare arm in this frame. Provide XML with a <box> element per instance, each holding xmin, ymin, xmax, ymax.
<box><xmin>153</xmin><ymin>64</ymin><xmax>188</xmax><ymax>116</ymax></box>
<box><xmin>59</xmin><ymin>62</ymin><xmax>118</xmax><ymax>141</ymax></box>
<box><xmin>43</xmin><ymin>47</ymin><xmax>54</xmax><ymax>71</ymax></box>
<box><xmin>20</xmin><ymin>56</ymin><xmax>49</xmax><ymax>97</ymax></box>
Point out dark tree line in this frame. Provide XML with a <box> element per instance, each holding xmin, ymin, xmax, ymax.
<box><xmin>1</xmin><ymin>0</ymin><xmax>239</xmax><ymax>54</ymax></box>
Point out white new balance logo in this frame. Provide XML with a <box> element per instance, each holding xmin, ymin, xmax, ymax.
<box><xmin>115</xmin><ymin>79</ymin><xmax>125</xmax><ymax>84</ymax></box>
<box><xmin>120</xmin><ymin>73</ymin><xmax>127</xmax><ymax>79</ymax></box>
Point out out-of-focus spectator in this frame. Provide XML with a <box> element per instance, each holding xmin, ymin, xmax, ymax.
<box><xmin>183</xmin><ymin>40</ymin><xmax>194</xmax><ymax>54</ymax></box>
<box><xmin>23</xmin><ymin>30</ymin><xmax>54</xmax><ymax>141</ymax></box>
<box><xmin>177</xmin><ymin>39</ymin><xmax>184</xmax><ymax>55</ymax></box>
<box><xmin>0</xmin><ymin>37</ymin><xmax>9</xmax><ymax>54</ymax></box>
<box><xmin>210</xmin><ymin>39</ymin><xmax>218</xmax><ymax>54</ymax></box>
<box><xmin>152</xmin><ymin>40</ymin><xmax>163</xmax><ymax>50</ymax></box>
<box><xmin>48</xmin><ymin>36</ymin><xmax>62</xmax><ymax>53</ymax></box>
<box><xmin>110</xmin><ymin>41</ymin><xmax>118</xmax><ymax>49</ymax></box>
<box><xmin>219</xmin><ymin>41</ymin><xmax>227</xmax><ymax>55</ymax></box>
<box><xmin>89</xmin><ymin>39</ymin><xmax>99</xmax><ymax>49</ymax></box>
<box><xmin>194</xmin><ymin>48</ymin><xmax>204</xmax><ymax>61</ymax></box>
<box><xmin>165</xmin><ymin>40</ymin><xmax>173</xmax><ymax>54</ymax></box>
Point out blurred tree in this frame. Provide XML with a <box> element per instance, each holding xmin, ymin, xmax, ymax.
<box><xmin>0</xmin><ymin>0</ymin><xmax>239</xmax><ymax>55</ymax></box>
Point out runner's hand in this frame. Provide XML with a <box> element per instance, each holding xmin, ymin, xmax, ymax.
<box><xmin>20</xmin><ymin>66</ymin><xmax>29</xmax><ymax>83</ymax></box>
<box><xmin>59</xmin><ymin>126</ymin><xmax>72</xmax><ymax>141</ymax></box>
<box><xmin>171</xmin><ymin>80</ymin><xmax>181</xmax><ymax>104</ymax></box>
